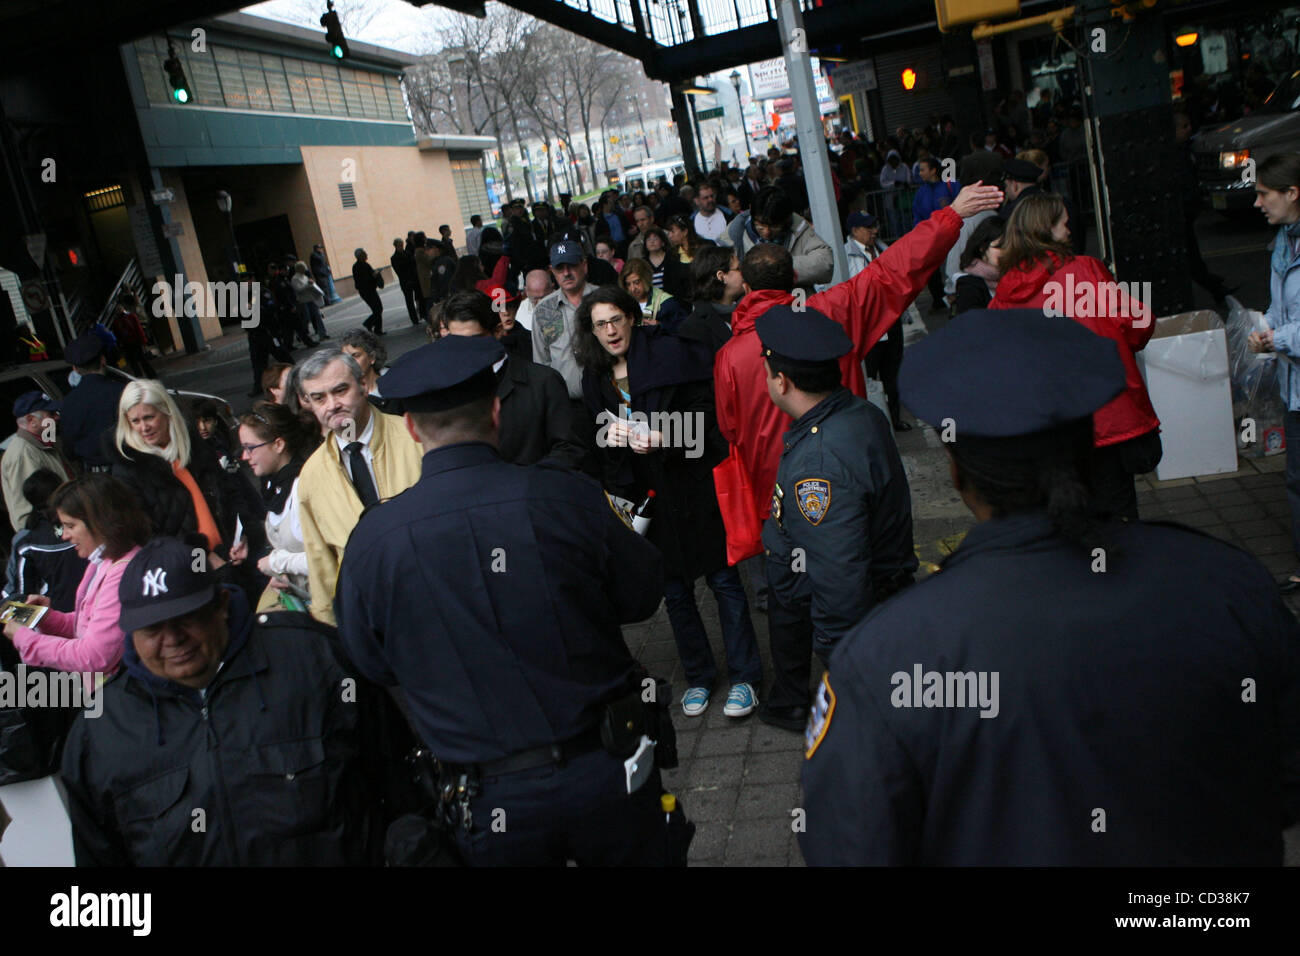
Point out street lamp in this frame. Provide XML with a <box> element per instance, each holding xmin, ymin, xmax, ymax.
<box><xmin>730</xmin><ymin>70</ymin><xmax>752</xmax><ymax>162</ymax></box>
<box><xmin>215</xmin><ymin>190</ymin><xmax>243</xmax><ymax>277</ymax></box>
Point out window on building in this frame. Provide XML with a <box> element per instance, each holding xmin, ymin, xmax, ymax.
<box><xmin>133</xmin><ymin>37</ymin><xmax>408</xmax><ymax>123</ymax></box>
<box><xmin>449</xmin><ymin>157</ymin><xmax>490</xmax><ymax>229</ymax></box>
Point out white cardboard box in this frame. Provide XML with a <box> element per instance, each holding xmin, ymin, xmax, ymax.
<box><xmin>1136</xmin><ymin>310</ymin><xmax>1238</xmax><ymax>481</ymax></box>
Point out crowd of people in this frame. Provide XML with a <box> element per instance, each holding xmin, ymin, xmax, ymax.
<box><xmin>2</xmin><ymin>123</ymin><xmax>1299</xmax><ymax>868</ymax></box>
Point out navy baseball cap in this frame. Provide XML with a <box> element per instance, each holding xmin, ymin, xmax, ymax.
<box><xmin>12</xmin><ymin>391</ymin><xmax>60</xmax><ymax>418</ymax></box>
<box><xmin>119</xmin><ymin>538</ymin><xmax>218</xmax><ymax>634</ymax></box>
<box><xmin>899</xmin><ymin>309</ymin><xmax>1125</xmax><ymax>453</ymax></box>
<box><xmin>64</xmin><ymin>333</ymin><xmax>106</xmax><ymax>367</ymax></box>
<box><xmin>846</xmin><ymin>211</ymin><xmax>878</xmax><ymax>230</ymax></box>
<box><xmin>756</xmin><ymin>304</ymin><xmax>851</xmax><ymax>366</ymax></box>
<box><xmin>375</xmin><ymin>334</ymin><xmax>506</xmax><ymax>414</ymax></box>
<box><xmin>549</xmin><ymin>240</ymin><xmax>585</xmax><ymax>267</ymax></box>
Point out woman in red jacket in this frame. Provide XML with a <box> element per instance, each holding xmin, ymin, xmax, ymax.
<box><xmin>990</xmin><ymin>193</ymin><xmax>1161</xmax><ymax>519</ymax></box>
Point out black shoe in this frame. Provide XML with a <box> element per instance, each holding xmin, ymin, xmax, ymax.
<box><xmin>758</xmin><ymin>705</ymin><xmax>809</xmax><ymax>732</ymax></box>
<box><xmin>1278</xmin><ymin>577</ymin><xmax>1300</xmax><ymax>595</ymax></box>
<box><xmin>893</xmin><ymin>420</ymin><xmax>913</xmax><ymax>432</ymax></box>
<box><xmin>321</xmin><ymin>333</ymin><xmax>331</xmax><ymax>340</ymax></box>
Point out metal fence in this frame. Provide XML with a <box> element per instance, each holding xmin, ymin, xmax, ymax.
<box><xmin>845</xmin><ymin>160</ymin><xmax>1094</xmax><ymax>244</ymax></box>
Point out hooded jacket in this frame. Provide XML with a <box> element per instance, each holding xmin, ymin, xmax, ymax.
<box><xmin>723</xmin><ymin>211</ymin><xmax>834</xmax><ymax>288</ymax></box>
<box><xmin>989</xmin><ymin>252</ymin><xmax>1159</xmax><ymax>447</ymax></box>
<box><xmin>60</xmin><ymin>589</ymin><xmax>418</xmax><ymax>866</ymax></box>
<box><xmin>716</xmin><ymin>206</ymin><xmax>962</xmax><ymax>519</ymax></box>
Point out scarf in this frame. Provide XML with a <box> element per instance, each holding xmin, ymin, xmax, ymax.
<box><xmin>261</xmin><ymin>457</ymin><xmax>304</xmax><ymax>515</ymax></box>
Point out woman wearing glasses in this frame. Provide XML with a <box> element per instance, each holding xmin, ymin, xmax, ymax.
<box><xmin>574</xmin><ymin>287</ymin><xmax>763</xmax><ymax>721</ymax></box>
<box><xmin>229</xmin><ymin>402</ymin><xmax>322</xmax><ymax>611</ymax></box>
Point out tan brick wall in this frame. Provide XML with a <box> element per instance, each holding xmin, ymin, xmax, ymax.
<box><xmin>300</xmin><ymin>145</ymin><xmax>463</xmax><ymax>296</ymax></box>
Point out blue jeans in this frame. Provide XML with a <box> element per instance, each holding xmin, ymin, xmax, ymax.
<box><xmin>1285</xmin><ymin>411</ymin><xmax>1300</xmax><ymax>568</ymax></box>
<box><xmin>663</xmin><ymin>566</ymin><xmax>763</xmax><ymax>689</ymax></box>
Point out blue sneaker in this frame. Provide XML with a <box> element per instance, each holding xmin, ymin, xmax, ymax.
<box><xmin>681</xmin><ymin>686</ymin><xmax>711</xmax><ymax>717</ymax></box>
<box><xmin>723</xmin><ymin>682</ymin><xmax>757</xmax><ymax>717</ymax></box>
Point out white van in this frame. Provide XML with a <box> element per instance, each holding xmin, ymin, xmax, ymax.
<box><xmin>621</xmin><ymin>159</ymin><xmax>688</xmax><ymax>191</ymax></box>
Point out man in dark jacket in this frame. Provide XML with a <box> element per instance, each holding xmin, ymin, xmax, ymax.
<box><xmin>59</xmin><ymin>334</ymin><xmax>126</xmax><ymax>471</ymax></box>
<box><xmin>351</xmin><ymin>248</ymin><xmax>384</xmax><ymax>335</ymax></box>
<box><xmin>801</xmin><ymin>310</ymin><xmax>1300</xmax><ymax>865</ymax></box>
<box><xmin>310</xmin><ymin>243</ymin><xmax>341</xmax><ymax>304</ymax></box>
<box><xmin>438</xmin><ymin>292</ymin><xmax>584</xmax><ymax>470</ymax></box>
<box><xmin>391</xmin><ymin>237</ymin><xmax>420</xmax><ymax>326</ymax></box>
<box><xmin>61</xmin><ymin>537</ymin><xmax>418</xmax><ymax>866</ymax></box>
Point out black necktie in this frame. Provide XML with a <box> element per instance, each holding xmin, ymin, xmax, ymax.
<box><xmin>346</xmin><ymin>441</ymin><xmax>378</xmax><ymax>508</ymax></box>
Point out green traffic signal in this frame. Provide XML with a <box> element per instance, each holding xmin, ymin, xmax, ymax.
<box><xmin>164</xmin><ymin>49</ymin><xmax>192</xmax><ymax>105</ymax></box>
<box><xmin>332</xmin><ymin>44</ymin><xmax>344</xmax><ymax>59</ymax></box>
<box><xmin>173</xmin><ymin>87</ymin><xmax>190</xmax><ymax>104</ymax></box>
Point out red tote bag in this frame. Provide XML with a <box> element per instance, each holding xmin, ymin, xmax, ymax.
<box><xmin>713</xmin><ymin>448</ymin><xmax>763</xmax><ymax>566</ymax></box>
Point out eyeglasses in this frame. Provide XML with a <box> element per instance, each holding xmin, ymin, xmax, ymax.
<box><xmin>240</xmin><ymin>440</ymin><xmax>271</xmax><ymax>454</ymax></box>
<box><xmin>593</xmin><ymin>316</ymin><xmax>630</xmax><ymax>331</ymax></box>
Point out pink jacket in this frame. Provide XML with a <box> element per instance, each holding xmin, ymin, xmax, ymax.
<box><xmin>12</xmin><ymin>545</ymin><xmax>141</xmax><ymax>679</ymax></box>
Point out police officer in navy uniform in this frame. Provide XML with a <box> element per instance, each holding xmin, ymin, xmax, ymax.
<box><xmin>757</xmin><ymin>304</ymin><xmax>916</xmax><ymax>731</ymax></box>
<box><xmin>800</xmin><ymin>309</ymin><xmax>1300</xmax><ymax>865</ymax></box>
<box><xmin>334</xmin><ymin>334</ymin><xmax>675</xmax><ymax>866</ymax></box>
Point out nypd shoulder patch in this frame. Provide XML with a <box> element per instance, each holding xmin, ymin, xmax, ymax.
<box><xmin>794</xmin><ymin>478</ymin><xmax>831</xmax><ymax>525</ymax></box>
<box><xmin>804</xmin><ymin>673</ymin><xmax>837</xmax><ymax>759</ymax></box>
<box><xmin>605</xmin><ymin>492</ymin><xmax>634</xmax><ymax>530</ymax></box>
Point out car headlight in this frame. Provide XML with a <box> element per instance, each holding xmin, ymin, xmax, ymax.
<box><xmin>1220</xmin><ymin>149</ymin><xmax>1250</xmax><ymax>169</ymax></box>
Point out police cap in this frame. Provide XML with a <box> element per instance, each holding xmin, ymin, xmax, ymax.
<box><xmin>64</xmin><ymin>332</ymin><xmax>106</xmax><ymax>367</ymax></box>
<box><xmin>755</xmin><ymin>304</ymin><xmax>851</xmax><ymax>366</ymax></box>
<box><xmin>899</xmin><ymin>309</ymin><xmax>1125</xmax><ymax>456</ymax></box>
<box><xmin>1003</xmin><ymin>158</ymin><xmax>1044</xmax><ymax>184</ymax></box>
<box><xmin>374</xmin><ymin>335</ymin><xmax>505</xmax><ymax>414</ymax></box>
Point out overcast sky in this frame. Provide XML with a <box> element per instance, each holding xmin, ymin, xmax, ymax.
<box><xmin>243</xmin><ymin>0</ymin><xmax>440</xmax><ymax>54</ymax></box>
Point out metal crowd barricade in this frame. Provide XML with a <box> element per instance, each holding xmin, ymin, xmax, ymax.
<box><xmin>851</xmin><ymin>183</ymin><xmax>921</xmax><ymax>243</ymax></box>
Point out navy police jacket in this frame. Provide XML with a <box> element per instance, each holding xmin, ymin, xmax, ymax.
<box><xmin>761</xmin><ymin>387</ymin><xmax>916</xmax><ymax>656</ymax></box>
<box><xmin>334</xmin><ymin>442</ymin><xmax>665</xmax><ymax>764</ymax></box>
<box><xmin>800</xmin><ymin>513</ymin><xmax>1300</xmax><ymax>865</ymax></box>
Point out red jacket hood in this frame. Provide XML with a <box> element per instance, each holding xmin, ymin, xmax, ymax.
<box><xmin>731</xmin><ymin>289</ymin><xmax>795</xmax><ymax>335</ymax></box>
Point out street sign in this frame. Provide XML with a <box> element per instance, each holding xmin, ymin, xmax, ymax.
<box><xmin>24</xmin><ymin>233</ymin><xmax>46</xmax><ymax>268</ymax></box>
<box><xmin>151</xmin><ymin>188</ymin><xmax>175</xmax><ymax>204</ymax></box>
<box><xmin>20</xmin><ymin>279</ymin><xmax>48</xmax><ymax>313</ymax></box>
<box><xmin>695</xmin><ymin>106</ymin><xmax>726</xmax><ymax>121</ymax></box>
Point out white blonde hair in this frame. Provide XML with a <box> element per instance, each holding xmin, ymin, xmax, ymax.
<box><xmin>116</xmin><ymin>380</ymin><xmax>191</xmax><ymax>465</ymax></box>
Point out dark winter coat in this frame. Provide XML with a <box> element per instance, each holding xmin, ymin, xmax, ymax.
<box><xmin>59</xmin><ymin>371</ymin><xmax>126</xmax><ymax>469</ymax></box>
<box><xmin>676</xmin><ymin>301</ymin><xmax>734</xmax><ymax>356</ymax></box>
<box><xmin>105</xmin><ymin>428</ymin><xmax>266</xmax><ymax>560</ymax></box>
<box><xmin>61</xmin><ymin>590</ymin><xmax>420</xmax><ymax>866</ymax></box>
<box><xmin>582</xmin><ymin>326</ymin><xmax>728</xmax><ymax>581</ymax></box>
<box><xmin>498</xmin><ymin>355</ymin><xmax>585</xmax><ymax>470</ymax></box>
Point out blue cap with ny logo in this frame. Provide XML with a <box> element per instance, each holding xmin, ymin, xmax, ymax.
<box><xmin>118</xmin><ymin>537</ymin><xmax>217</xmax><ymax>633</ymax></box>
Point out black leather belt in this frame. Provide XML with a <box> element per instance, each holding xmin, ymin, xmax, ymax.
<box><xmin>474</xmin><ymin>726</ymin><xmax>604</xmax><ymax>778</ymax></box>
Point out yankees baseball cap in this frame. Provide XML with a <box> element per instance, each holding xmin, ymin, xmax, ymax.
<box><xmin>549</xmin><ymin>240</ymin><xmax>584</xmax><ymax>267</ymax></box>
<box><xmin>119</xmin><ymin>537</ymin><xmax>218</xmax><ymax>634</ymax></box>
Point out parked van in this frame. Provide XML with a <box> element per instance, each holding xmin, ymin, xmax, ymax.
<box><xmin>1194</xmin><ymin>68</ymin><xmax>1300</xmax><ymax>213</ymax></box>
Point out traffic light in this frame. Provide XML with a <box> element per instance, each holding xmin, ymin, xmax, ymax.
<box><xmin>935</xmin><ymin>0</ymin><xmax>1021</xmax><ymax>33</ymax></box>
<box><xmin>321</xmin><ymin>2</ymin><xmax>349</xmax><ymax>60</ymax></box>
<box><xmin>163</xmin><ymin>43</ymin><xmax>192</xmax><ymax>104</ymax></box>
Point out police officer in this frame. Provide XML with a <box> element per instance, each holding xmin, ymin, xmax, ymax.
<box><xmin>800</xmin><ymin>310</ymin><xmax>1300</xmax><ymax>865</ymax></box>
<box><xmin>757</xmin><ymin>304</ymin><xmax>916</xmax><ymax>731</ymax></box>
<box><xmin>334</xmin><ymin>335</ymin><xmax>677</xmax><ymax>866</ymax></box>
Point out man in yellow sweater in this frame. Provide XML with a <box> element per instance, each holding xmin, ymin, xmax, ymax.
<box><xmin>296</xmin><ymin>347</ymin><xmax>422</xmax><ymax>624</ymax></box>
